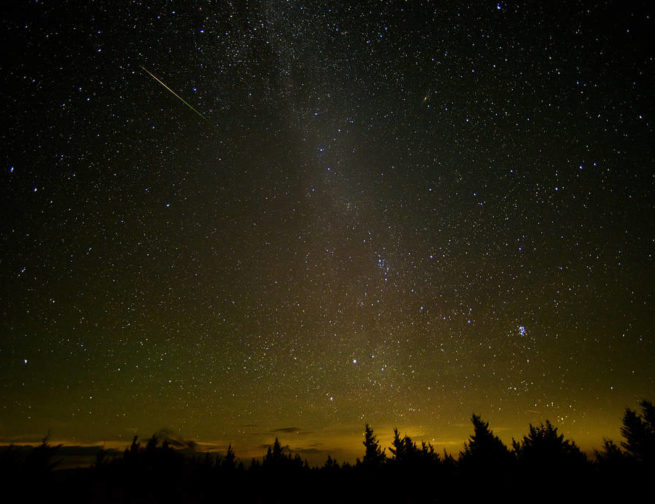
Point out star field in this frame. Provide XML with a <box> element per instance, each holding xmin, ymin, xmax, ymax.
<box><xmin>1</xmin><ymin>1</ymin><xmax>654</xmax><ymax>461</ymax></box>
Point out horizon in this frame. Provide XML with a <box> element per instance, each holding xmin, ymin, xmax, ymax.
<box><xmin>0</xmin><ymin>403</ymin><xmax>638</xmax><ymax>466</ymax></box>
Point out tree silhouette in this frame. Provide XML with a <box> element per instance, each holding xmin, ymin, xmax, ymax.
<box><xmin>3</xmin><ymin>406</ymin><xmax>654</xmax><ymax>504</ymax></box>
<box><xmin>361</xmin><ymin>424</ymin><xmax>385</xmax><ymax>467</ymax></box>
<box><xmin>513</xmin><ymin>420</ymin><xmax>586</xmax><ymax>469</ymax></box>
<box><xmin>21</xmin><ymin>436</ymin><xmax>62</xmax><ymax>502</ymax></box>
<box><xmin>389</xmin><ymin>428</ymin><xmax>439</xmax><ymax>467</ymax></box>
<box><xmin>323</xmin><ymin>454</ymin><xmax>340</xmax><ymax>472</ymax></box>
<box><xmin>264</xmin><ymin>437</ymin><xmax>284</xmax><ymax>466</ymax></box>
<box><xmin>460</xmin><ymin>414</ymin><xmax>513</xmax><ymax>469</ymax></box>
<box><xmin>262</xmin><ymin>437</ymin><xmax>304</xmax><ymax>472</ymax></box>
<box><xmin>24</xmin><ymin>436</ymin><xmax>62</xmax><ymax>475</ymax></box>
<box><xmin>621</xmin><ymin>400</ymin><xmax>655</xmax><ymax>465</ymax></box>
<box><xmin>124</xmin><ymin>434</ymin><xmax>140</xmax><ymax>462</ymax></box>
<box><xmin>593</xmin><ymin>402</ymin><xmax>655</xmax><ymax>504</ymax></box>
<box><xmin>595</xmin><ymin>438</ymin><xmax>631</xmax><ymax>470</ymax></box>
<box><xmin>510</xmin><ymin>421</ymin><xmax>589</xmax><ymax>501</ymax></box>
<box><xmin>145</xmin><ymin>433</ymin><xmax>159</xmax><ymax>459</ymax></box>
<box><xmin>389</xmin><ymin>427</ymin><xmax>411</xmax><ymax>463</ymax></box>
<box><xmin>222</xmin><ymin>443</ymin><xmax>236</xmax><ymax>471</ymax></box>
<box><xmin>0</xmin><ymin>438</ymin><xmax>61</xmax><ymax>503</ymax></box>
<box><xmin>456</xmin><ymin>415</ymin><xmax>514</xmax><ymax>501</ymax></box>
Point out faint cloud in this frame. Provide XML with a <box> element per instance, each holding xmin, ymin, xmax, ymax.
<box><xmin>152</xmin><ymin>428</ymin><xmax>197</xmax><ymax>450</ymax></box>
<box><xmin>271</xmin><ymin>426</ymin><xmax>305</xmax><ymax>434</ymax></box>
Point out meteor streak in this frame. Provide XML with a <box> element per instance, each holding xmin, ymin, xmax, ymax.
<box><xmin>140</xmin><ymin>66</ymin><xmax>208</xmax><ymax>121</ymax></box>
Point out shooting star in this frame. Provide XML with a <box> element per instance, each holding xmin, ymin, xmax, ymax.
<box><xmin>140</xmin><ymin>66</ymin><xmax>208</xmax><ymax>121</ymax></box>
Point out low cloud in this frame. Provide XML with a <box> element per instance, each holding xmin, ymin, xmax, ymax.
<box><xmin>152</xmin><ymin>428</ymin><xmax>197</xmax><ymax>450</ymax></box>
<box><xmin>271</xmin><ymin>427</ymin><xmax>303</xmax><ymax>434</ymax></box>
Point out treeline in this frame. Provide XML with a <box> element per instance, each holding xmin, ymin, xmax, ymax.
<box><xmin>1</xmin><ymin>400</ymin><xmax>653</xmax><ymax>503</ymax></box>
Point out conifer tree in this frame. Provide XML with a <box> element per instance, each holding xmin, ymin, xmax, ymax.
<box><xmin>362</xmin><ymin>424</ymin><xmax>385</xmax><ymax>466</ymax></box>
<box><xmin>460</xmin><ymin>414</ymin><xmax>513</xmax><ymax>469</ymax></box>
<box><xmin>621</xmin><ymin>400</ymin><xmax>655</xmax><ymax>464</ymax></box>
<box><xmin>513</xmin><ymin>420</ymin><xmax>586</xmax><ymax>469</ymax></box>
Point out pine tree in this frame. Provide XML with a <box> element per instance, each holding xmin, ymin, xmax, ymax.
<box><xmin>389</xmin><ymin>428</ymin><xmax>406</xmax><ymax>463</ymax></box>
<box><xmin>362</xmin><ymin>424</ymin><xmax>385</xmax><ymax>466</ymax></box>
<box><xmin>513</xmin><ymin>420</ymin><xmax>587</xmax><ymax>470</ymax></box>
<box><xmin>222</xmin><ymin>444</ymin><xmax>236</xmax><ymax>471</ymax></box>
<box><xmin>595</xmin><ymin>439</ymin><xmax>629</xmax><ymax>467</ymax></box>
<box><xmin>323</xmin><ymin>455</ymin><xmax>339</xmax><ymax>471</ymax></box>
<box><xmin>460</xmin><ymin>414</ymin><xmax>513</xmax><ymax>469</ymax></box>
<box><xmin>621</xmin><ymin>400</ymin><xmax>655</xmax><ymax>464</ymax></box>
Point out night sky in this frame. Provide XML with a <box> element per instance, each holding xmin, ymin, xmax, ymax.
<box><xmin>2</xmin><ymin>0</ymin><xmax>654</xmax><ymax>463</ymax></box>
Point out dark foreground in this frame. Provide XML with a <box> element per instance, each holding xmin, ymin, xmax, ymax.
<box><xmin>1</xmin><ymin>400</ymin><xmax>653</xmax><ymax>503</ymax></box>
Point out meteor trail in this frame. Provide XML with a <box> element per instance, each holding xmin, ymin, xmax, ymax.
<box><xmin>140</xmin><ymin>66</ymin><xmax>208</xmax><ymax>121</ymax></box>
